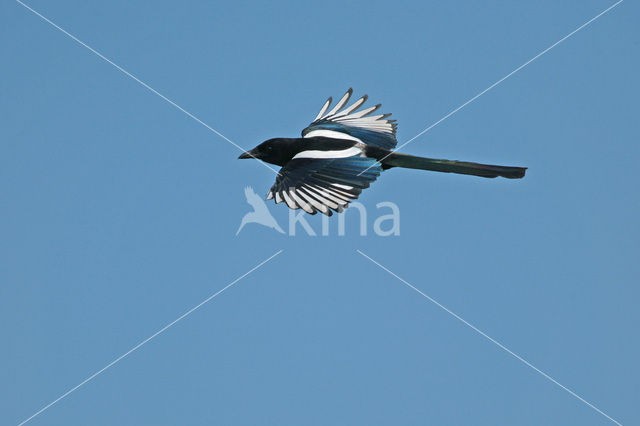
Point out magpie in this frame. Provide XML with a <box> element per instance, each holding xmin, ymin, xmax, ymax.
<box><xmin>239</xmin><ymin>89</ymin><xmax>526</xmax><ymax>216</ymax></box>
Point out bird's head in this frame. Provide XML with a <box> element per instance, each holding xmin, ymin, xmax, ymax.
<box><xmin>238</xmin><ymin>138</ymin><xmax>292</xmax><ymax>166</ymax></box>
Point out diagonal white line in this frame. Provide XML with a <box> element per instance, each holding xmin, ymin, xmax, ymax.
<box><xmin>400</xmin><ymin>0</ymin><xmax>623</xmax><ymax>149</ymax></box>
<box><xmin>17</xmin><ymin>249</ymin><xmax>284</xmax><ymax>426</ymax></box>
<box><xmin>356</xmin><ymin>249</ymin><xmax>622</xmax><ymax>426</ymax></box>
<box><xmin>358</xmin><ymin>0</ymin><xmax>624</xmax><ymax>176</ymax></box>
<box><xmin>15</xmin><ymin>0</ymin><xmax>279</xmax><ymax>175</ymax></box>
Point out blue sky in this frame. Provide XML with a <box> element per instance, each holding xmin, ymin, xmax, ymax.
<box><xmin>1</xmin><ymin>1</ymin><xmax>638</xmax><ymax>425</ymax></box>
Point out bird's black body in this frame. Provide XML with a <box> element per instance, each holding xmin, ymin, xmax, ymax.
<box><xmin>240</xmin><ymin>137</ymin><xmax>356</xmax><ymax>167</ymax></box>
<box><xmin>239</xmin><ymin>89</ymin><xmax>527</xmax><ymax>215</ymax></box>
<box><xmin>242</xmin><ymin>137</ymin><xmax>526</xmax><ymax>179</ymax></box>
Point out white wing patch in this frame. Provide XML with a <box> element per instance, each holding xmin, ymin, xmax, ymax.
<box><xmin>303</xmin><ymin>88</ymin><xmax>397</xmax><ymax>145</ymax></box>
<box><xmin>266</xmin><ymin>155</ymin><xmax>382</xmax><ymax>216</ymax></box>
<box><xmin>302</xmin><ymin>129</ymin><xmax>362</xmax><ymax>142</ymax></box>
<box><xmin>313</xmin><ymin>97</ymin><xmax>332</xmax><ymax>122</ymax></box>
<box><xmin>275</xmin><ymin>185</ymin><xmax>354</xmax><ymax>213</ymax></box>
<box><xmin>266</xmin><ymin>183</ymin><xmax>355</xmax><ymax>216</ymax></box>
<box><xmin>292</xmin><ymin>146</ymin><xmax>363</xmax><ymax>160</ymax></box>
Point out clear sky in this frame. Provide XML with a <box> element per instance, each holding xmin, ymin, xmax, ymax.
<box><xmin>1</xmin><ymin>1</ymin><xmax>638</xmax><ymax>425</ymax></box>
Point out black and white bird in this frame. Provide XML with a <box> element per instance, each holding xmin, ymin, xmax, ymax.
<box><xmin>239</xmin><ymin>89</ymin><xmax>526</xmax><ymax>216</ymax></box>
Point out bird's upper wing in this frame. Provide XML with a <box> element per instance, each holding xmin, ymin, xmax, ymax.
<box><xmin>266</xmin><ymin>155</ymin><xmax>382</xmax><ymax>216</ymax></box>
<box><xmin>301</xmin><ymin>88</ymin><xmax>397</xmax><ymax>150</ymax></box>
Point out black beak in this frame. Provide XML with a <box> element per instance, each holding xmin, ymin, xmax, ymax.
<box><xmin>238</xmin><ymin>151</ymin><xmax>254</xmax><ymax>159</ymax></box>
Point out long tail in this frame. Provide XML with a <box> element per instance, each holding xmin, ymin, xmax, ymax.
<box><xmin>381</xmin><ymin>152</ymin><xmax>526</xmax><ymax>179</ymax></box>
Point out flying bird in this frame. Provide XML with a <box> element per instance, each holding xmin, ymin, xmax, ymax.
<box><xmin>236</xmin><ymin>186</ymin><xmax>285</xmax><ymax>235</ymax></box>
<box><xmin>239</xmin><ymin>89</ymin><xmax>526</xmax><ymax>216</ymax></box>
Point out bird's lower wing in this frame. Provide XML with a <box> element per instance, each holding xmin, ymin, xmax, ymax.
<box><xmin>267</xmin><ymin>156</ymin><xmax>382</xmax><ymax>216</ymax></box>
